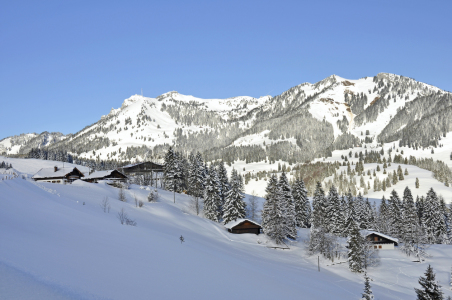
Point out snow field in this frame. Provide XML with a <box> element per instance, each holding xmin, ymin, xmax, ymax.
<box><xmin>2</xmin><ymin>157</ymin><xmax>452</xmax><ymax>299</ymax></box>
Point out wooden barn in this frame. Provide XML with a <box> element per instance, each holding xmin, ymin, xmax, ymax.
<box><xmin>225</xmin><ymin>219</ymin><xmax>262</xmax><ymax>235</ymax></box>
<box><xmin>364</xmin><ymin>231</ymin><xmax>399</xmax><ymax>250</ymax></box>
<box><xmin>82</xmin><ymin>170</ymin><xmax>128</xmax><ymax>183</ymax></box>
<box><xmin>32</xmin><ymin>166</ymin><xmax>84</xmax><ymax>184</ymax></box>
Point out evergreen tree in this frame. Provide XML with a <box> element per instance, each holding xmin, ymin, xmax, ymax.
<box><xmin>326</xmin><ymin>185</ymin><xmax>341</xmax><ymax>234</ymax></box>
<box><xmin>388</xmin><ymin>190</ymin><xmax>403</xmax><ymax>238</ymax></box>
<box><xmin>262</xmin><ymin>175</ymin><xmax>286</xmax><ymax>244</ymax></box>
<box><xmin>163</xmin><ymin>147</ymin><xmax>176</xmax><ymax>190</ymax></box>
<box><xmin>361</xmin><ymin>272</ymin><xmax>374</xmax><ymax>300</ymax></box>
<box><xmin>292</xmin><ymin>178</ymin><xmax>310</xmax><ymax>228</ymax></box>
<box><xmin>311</xmin><ymin>182</ymin><xmax>326</xmax><ymax>229</ymax></box>
<box><xmin>402</xmin><ymin>187</ymin><xmax>418</xmax><ymax>245</ymax></box>
<box><xmin>203</xmin><ymin>165</ymin><xmax>221</xmax><ymax>222</ymax></box>
<box><xmin>422</xmin><ymin>188</ymin><xmax>447</xmax><ymax>244</ymax></box>
<box><xmin>222</xmin><ymin>169</ymin><xmax>246</xmax><ymax>224</ymax></box>
<box><xmin>414</xmin><ymin>265</ymin><xmax>444</xmax><ymax>300</ymax></box>
<box><xmin>217</xmin><ymin>161</ymin><xmax>230</xmax><ymax>211</ymax></box>
<box><xmin>348</xmin><ymin>221</ymin><xmax>364</xmax><ymax>273</ymax></box>
<box><xmin>278</xmin><ymin>172</ymin><xmax>297</xmax><ymax>239</ymax></box>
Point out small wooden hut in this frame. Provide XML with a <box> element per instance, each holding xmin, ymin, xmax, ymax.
<box><xmin>225</xmin><ymin>219</ymin><xmax>262</xmax><ymax>235</ymax></box>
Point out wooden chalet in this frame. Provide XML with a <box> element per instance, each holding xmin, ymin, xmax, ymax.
<box><xmin>364</xmin><ymin>231</ymin><xmax>399</xmax><ymax>250</ymax></box>
<box><xmin>32</xmin><ymin>166</ymin><xmax>84</xmax><ymax>184</ymax></box>
<box><xmin>82</xmin><ymin>169</ymin><xmax>128</xmax><ymax>183</ymax></box>
<box><xmin>120</xmin><ymin>162</ymin><xmax>163</xmax><ymax>176</ymax></box>
<box><xmin>225</xmin><ymin>219</ymin><xmax>262</xmax><ymax>235</ymax></box>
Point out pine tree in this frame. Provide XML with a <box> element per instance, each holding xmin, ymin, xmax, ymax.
<box><xmin>388</xmin><ymin>190</ymin><xmax>403</xmax><ymax>238</ymax></box>
<box><xmin>292</xmin><ymin>178</ymin><xmax>310</xmax><ymax>228</ymax></box>
<box><xmin>402</xmin><ymin>187</ymin><xmax>418</xmax><ymax>243</ymax></box>
<box><xmin>222</xmin><ymin>169</ymin><xmax>246</xmax><ymax>224</ymax></box>
<box><xmin>423</xmin><ymin>188</ymin><xmax>447</xmax><ymax>244</ymax></box>
<box><xmin>361</xmin><ymin>272</ymin><xmax>374</xmax><ymax>300</ymax></box>
<box><xmin>203</xmin><ymin>165</ymin><xmax>221</xmax><ymax>222</ymax></box>
<box><xmin>262</xmin><ymin>175</ymin><xmax>286</xmax><ymax>244</ymax></box>
<box><xmin>217</xmin><ymin>161</ymin><xmax>230</xmax><ymax>211</ymax></box>
<box><xmin>416</xmin><ymin>177</ymin><xmax>420</xmax><ymax>188</ymax></box>
<box><xmin>414</xmin><ymin>265</ymin><xmax>444</xmax><ymax>300</ymax></box>
<box><xmin>311</xmin><ymin>182</ymin><xmax>326</xmax><ymax>229</ymax></box>
<box><xmin>163</xmin><ymin>147</ymin><xmax>176</xmax><ymax>190</ymax></box>
<box><xmin>278</xmin><ymin>172</ymin><xmax>297</xmax><ymax>239</ymax></box>
<box><xmin>326</xmin><ymin>185</ymin><xmax>341</xmax><ymax>234</ymax></box>
<box><xmin>348</xmin><ymin>221</ymin><xmax>364</xmax><ymax>273</ymax></box>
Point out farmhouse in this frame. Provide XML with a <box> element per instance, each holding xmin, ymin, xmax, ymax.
<box><xmin>363</xmin><ymin>231</ymin><xmax>399</xmax><ymax>250</ymax></box>
<box><xmin>32</xmin><ymin>166</ymin><xmax>84</xmax><ymax>184</ymax></box>
<box><xmin>82</xmin><ymin>170</ymin><xmax>127</xmax><ymax>183</ymax></box>
<box><xmin>225</xmin><ymin>219</ymin><xmax>262</xmax><ymax>235</ymax></box>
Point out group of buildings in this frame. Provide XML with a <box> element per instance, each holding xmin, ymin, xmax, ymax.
<box><xmin>31</xmin><ymin>161</ymin><xmax>163</xmax><ymax>185</ymax></box>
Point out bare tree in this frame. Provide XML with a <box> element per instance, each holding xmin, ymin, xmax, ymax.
<box><xmin>100</xmin><ymin>196</ymin><xmax>111</xmax><ymax>213</ymax></box>
<box><xmin>134</xmin><ymin>193</ymin><xmax>138</xmax><ymax>207</ymax></box>
<box><xmin>118</xmin><ymin>187</ymin><xmax>127</xmax><ymax>202</ymax></box>
<box><xmin>246</xmin><ymin>191</ymin><xmax>260</xmax><ymax>222</ymax></box>
<box><xmin>117</xmin><ymin>208</ymin><xmax>137</xmax><ymax>226</ymax></box>
<box><xmin>117</xmin><ymin>208</ymin><xmax>127</xmax><ymax>224</ymax></box>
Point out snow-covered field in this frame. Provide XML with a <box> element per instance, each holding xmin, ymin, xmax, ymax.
<box><xmin>1</xmin><ymin>157</ymin><xmax>452</xmax><ymax>299</ymax></box>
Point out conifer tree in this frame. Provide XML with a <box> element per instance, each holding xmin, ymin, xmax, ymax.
<box><xmin>414</xmin><ymin>265</ymin><xmax>444</xmax><ymax>300</ymax></box>
<box><xmin>203</xmin><ymin>165</ymin><xmax>221</xmax><ymax>222</ymax></box>
<box><xmin>361</xmin><ymin>272</ymin><xmax>374</xmax><ymax>300</ymax></box>
<box><xmin>377</xmin><ymin>196</ymin><xmax>389</xmax><ymax>234</ymax></box>
<box><xmin>279</xmin><ymin>172</ymin><xmax>297</xmax><ymax>239</ymax></box>
<box><xmin>311</xmin><ymin>182</ymin><xmax>326</xmax><ymax>229</ymax></box>
<box><xmin>217</xmin><ymin>161</ymin><xmax>230</xmax><ymax>212</ymax></box>
<box><xmin>262</xmin><ymin>175</ymin><xmax>286</xmax><ymax>244</ymax></box>
<box><xmin>348</xmin><ymin>221</ymin><xmax>364</xmax><ymax>273</ymax></box>
<box><xmin>422</xmin><ymin>188</ymin><xmax>447</xmax><ymax>244</ymax></box>
<box><xmin>388</xmin><ymin>190</ymin><xmax>403</xmax><ymax>238</ymax></box>
<box><xmin>292</xmin><ymin>178</ymin><xmax>310</xmax><ymax>228</ymax></box>
<box><xmin>326</xmin><ymin>185</ymin><xmax>341</xmax><ymax>234</ymax></box>
<box><xmin>402</xmin><ymin>187</ymin><xmax>418</xmax><ymax>244</ymax></box>
<box><xmin>222</xmin><ymin>169</ymin><xmax>246</xmax><ymax>224</ymax></box>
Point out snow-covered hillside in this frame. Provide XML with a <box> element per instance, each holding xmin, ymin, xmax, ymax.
<box><xmin>1</xmin><ymin>157</ymin><xmax>452</xmax><ymax>299</ymax></box>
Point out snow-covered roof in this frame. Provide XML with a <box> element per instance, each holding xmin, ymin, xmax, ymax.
<box><xmin>32</xmin><ymin>167</ymin><xmax>82</xmax><ymax>179</ymax></box>
<box><xmin>83</xmin><ymin>170</ymin><xmax>116</xmax><ymax>179</ymax></box>
<box><xmin>224</xmin><ymin>218</ymin><xmax>261</xmax><ymax>229</ymax></box>
<box><xmin>362</xmin><ymin>230</ymin><xmax>399</xmax><ymax>243</ymax></box>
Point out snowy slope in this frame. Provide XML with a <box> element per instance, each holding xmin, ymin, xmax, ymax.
<box><xmin>1</xmin><ymin>157</ymin><xmax>452</xmax><ymax>299</ymax></box>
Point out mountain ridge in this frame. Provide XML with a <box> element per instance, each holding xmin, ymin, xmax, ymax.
<box><xmin>2</xmin><ymin>73</ymin><xmax>451</xmax><ymax>165</ymax></box>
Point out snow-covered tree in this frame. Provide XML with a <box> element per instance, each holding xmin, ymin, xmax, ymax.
<box><xmin>262</xmin><ymin>175</ymin><xmax>286</xmax><ymax>244</ymax></box>
<box><xmin>203</xmin><ymin>165</ymin><xmax>222</xmax><ymax>222</ymax></box>
<box><xmin>279</xmin><ymin>172</ymin><xmax>297</xmax><ymax>240</ymax></box>
<box><xmin>414</xmin><ymin>265</ymin><xmax>444</xmax><ymax>300</ymax></box>
<box><xmin>361</xmin><ymin>272</ymin><xmax>374</xmax><ymax>300</ymax></box>
<box><xmin>325</xmin><ymin>185</ymin><xmax>341</xmax><ymax>234</ymax></box>
<box><xmin>222</xmin><ymin>169</ymin><xmax>246</xmax><ymax>224</ymax></box>
<box><xmin>347</xmin><ymin>220</ymin><xmax>364</xmax><ymax>273</ymax></box>
<box><xmin>311</xmin><ymin>182</ymin><xmax>326</xmax><ymax>229</ymax></box>
<box><xmin>292</xmin><ymin>178</ymin><xmax>310</xmax><ymax>228</ymax></box>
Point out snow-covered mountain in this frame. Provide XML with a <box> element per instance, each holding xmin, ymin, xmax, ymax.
<box><xmin>0</xmin><ymin>132</ymin><xmax>67</xmax><ymax>155</ymax></box>
<box><xmin>2</xmin><ymin>73</ymin><xmax>451</xmax><ymax>164</ymax></box>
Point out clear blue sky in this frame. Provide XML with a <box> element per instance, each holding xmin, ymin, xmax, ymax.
<box><xmin>1</xmin><ymin>0</ymin><xmax>451</xmax><ymax>139</ymax></box>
